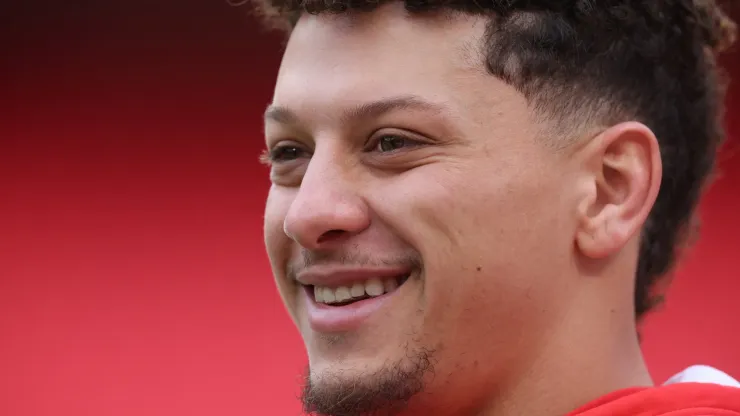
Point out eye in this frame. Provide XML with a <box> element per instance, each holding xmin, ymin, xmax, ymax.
<box><xmin>374</xmin><ymin>135</ymin><xmax>419</xmax><ymax>153</ymax></box>
<box><xmin>266</xmin><ymin>144</ymin><xmax>310</xmax><ymax>163</ymax></box>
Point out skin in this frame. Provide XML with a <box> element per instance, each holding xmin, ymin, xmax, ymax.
<box><xmin>263</xmin><ymin>4</ymin><xmax>663</xmax><ymax>415</ymax></box>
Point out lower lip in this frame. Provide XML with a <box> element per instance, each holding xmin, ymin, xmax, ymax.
<box><xmin>303</xmin><ymin>286</ymin><xmax>398</xmax><ymax>333</ymax></box>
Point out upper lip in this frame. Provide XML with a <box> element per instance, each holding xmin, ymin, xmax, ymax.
<box><xmin>295</xmin><ymin>265</ymin><xmax>412</xmax><ymax>287</ymax></box>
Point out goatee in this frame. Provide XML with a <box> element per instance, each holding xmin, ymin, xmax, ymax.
<box><xmin>301</xmin><ymin>347</ymin><xmax>435</xmax><ymax>416</ymax></box>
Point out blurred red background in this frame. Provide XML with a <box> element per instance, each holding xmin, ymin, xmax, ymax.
<box><xmin>1</xmin><ymin>1</ymin><xmax>739</xmax><ymax>415</ymax></box>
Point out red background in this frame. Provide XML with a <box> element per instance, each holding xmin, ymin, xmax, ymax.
<box><xmin>1</xmin><ymin>2</ymin><xmax>739</xmax><ymax>415</ymax></box>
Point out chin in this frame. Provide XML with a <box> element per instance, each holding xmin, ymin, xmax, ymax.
<box><xmin>301</xmin><ymin>347</ymin><xmax>435</xmax><ymax>416</ymax></box>
<box><xmin>307</xmin><ymin>343</ymin><xmax>398</xmax><ymax>382</ymax></box>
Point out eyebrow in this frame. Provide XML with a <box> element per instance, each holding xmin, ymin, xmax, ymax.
<box><xmin>263</xmin><ymin>95</ymin><xmax>447</xmax><ymax>126</ymax></box>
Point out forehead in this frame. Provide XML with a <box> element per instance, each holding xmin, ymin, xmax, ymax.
<box><xmin>272</xmin><ymin>5</ymin><xmax>491</xmax><ymax>112</ymax></box>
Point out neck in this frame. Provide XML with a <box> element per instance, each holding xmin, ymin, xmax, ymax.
<box><xmin>476</xmin><ymin>286</ymin><xmax>653</xmax><ymax>416</ymax></box>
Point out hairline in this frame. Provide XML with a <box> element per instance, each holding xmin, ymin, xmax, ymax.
<box><xmin>277</xmin><ymin>8</ymin><xmax>615</xmax><ymax>148</ymax></box>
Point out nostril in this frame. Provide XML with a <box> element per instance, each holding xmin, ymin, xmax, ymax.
<box><xmin>316</xmin><ymin>229</ymin><xmax>346</xmax><ymax>244</ymax></box>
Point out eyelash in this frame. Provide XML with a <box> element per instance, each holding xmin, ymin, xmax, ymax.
<box><xmin>264</xmin><ymin>134</ymin><xmax>421</xmax><ymax>164</ymax></box>
<box><xmin>369</xmin><ymin>134</ymin><xmax>421</xmax><ymax>153</ymax></box>
<box><xmin>264</xmin><ymin>145</ymin><xmax>309</xmax><ymax>164</ymax></box>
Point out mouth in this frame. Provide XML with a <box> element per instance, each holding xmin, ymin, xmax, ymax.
<box><xmin>304</xmin><ymin>273</ymin><xmax>411</xmax><ymax>307</ymax></box>
<box><xmin>303</xmin><ymin>271</ymin><xmax>415</xmax><ymax>333</ymax></box>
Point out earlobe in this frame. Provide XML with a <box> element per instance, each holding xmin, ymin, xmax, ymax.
<box><xmin>578</xmin><ymin>205</ymin><xmax>630</xmax><ymax>258</ymax></box>
<box><xmin>575</xmin><ymin>122</ymin><xmax>662</xmax><ymax>259</ymax></box>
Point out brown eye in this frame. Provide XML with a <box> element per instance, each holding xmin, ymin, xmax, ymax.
<box><xmin>269</xmin><ymin>145</ymin><xmax>309</xmax><ymax>162</ymax></box>
<box><xmin>377</xmin><ymin>135</ymin><xmax>413</xmax><ymax>152</ymax></box>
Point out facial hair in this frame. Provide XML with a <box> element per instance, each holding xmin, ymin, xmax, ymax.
<box><xmin>301</xmin><ymin>346</ymin><xmax>435</xmax><ymax>416</ymax></box>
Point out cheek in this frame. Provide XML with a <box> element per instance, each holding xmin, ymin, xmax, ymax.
<box><xmin>263</xmin><ymin>186</ymin><xmax>291</xmax><ymax>254</ymax></box>
<box><xmin>386</xmin><ymin>160</ymin><xmax>574</xmax><ymax>337</ymax></box>
<box><xmin>263</xmin><ymin>188</ymin><xmax>298</xmax><ymax>309</ymax></box>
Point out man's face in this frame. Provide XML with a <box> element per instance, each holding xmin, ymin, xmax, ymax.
<box><xmin>263</xmin><ymin>5</ymin><xmax>582</xmax><ymax>414</ymax></box>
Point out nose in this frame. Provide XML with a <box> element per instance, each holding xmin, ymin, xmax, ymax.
<box><xmin>283</xmin><ymin>153</ymin><xmax>370</xmax><ymax>250</ymax></box>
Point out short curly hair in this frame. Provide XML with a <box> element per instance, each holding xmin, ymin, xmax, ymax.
<box><xmin>252</xmin><ymin>0</ymin><xmax>737</xmax><ymax>320</ymax></box>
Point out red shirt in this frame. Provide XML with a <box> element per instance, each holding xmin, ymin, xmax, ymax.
<box><xmin>568</xmin><ymin>383</ymin><xmax>740</xmax><ymax>416</ymax></box>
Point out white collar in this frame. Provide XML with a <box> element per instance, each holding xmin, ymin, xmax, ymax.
<box><xmin>664</xmin><ymin>365</ymin><xmax>740</xmax><ymax>388</ymax></box>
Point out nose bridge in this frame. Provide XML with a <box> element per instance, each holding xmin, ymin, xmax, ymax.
<box><xmin>284</xmin><ymin>146</ymin><xmax>369</xmax><ymax>248</ymax></box>
<box><xmin>297</xmin><ymin>148</ymin><xmax>349</xmax><ymax>207</ymax></box>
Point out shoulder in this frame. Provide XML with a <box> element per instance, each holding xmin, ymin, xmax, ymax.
<box><xmin>570</xmin><ymin>383</ymin><xmax>740</xmax><ymax>416</ymax></box>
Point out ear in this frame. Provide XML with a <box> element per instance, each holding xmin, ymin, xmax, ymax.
<box><xmin>575</xmin><ymin>122</ymin><xmax>662</xmax><ymax>259</ymax></box>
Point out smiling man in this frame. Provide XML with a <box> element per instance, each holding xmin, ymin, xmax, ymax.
<box><xmin>257</xmin><ymin>1</ymin><xmax>740</xmax><ymax>415</ymax></box>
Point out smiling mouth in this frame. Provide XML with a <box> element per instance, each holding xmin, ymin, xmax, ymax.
<box><xmin>305</xmin><ymin>273</ymin><xmax>411</xmax><ymax>307</ymax></box>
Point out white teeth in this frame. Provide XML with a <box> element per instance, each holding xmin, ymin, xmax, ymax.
<box><xmin>313</xmin><ymin>277</ymin><xmax>404</xmax><ymax>305</ymax></box>
<box><xmin>334</xmin><ymin>287</ymin><xmax>351</xmax><ymax>302</ymax></box>
<box><xmin>350</xmin><ymin>283</ymin><xmax>365</xmax><ymax>297</ymax></box>
<box><xmin>365</xmin><ymin>278</ymin><xmax>384</xmax><ymax>296</ymax></box>
<box><xmin>322</xmin><ymin>287</ymin><xmax>336</xmax><ymax>303</ymax></box>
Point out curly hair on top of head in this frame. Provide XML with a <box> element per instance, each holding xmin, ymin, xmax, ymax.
<box><xmin>251</xmin><ymin>0</ymin><xmax>737</xmax><ymax>321</ymax></box>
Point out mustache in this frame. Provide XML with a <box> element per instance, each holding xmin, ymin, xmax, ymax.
<box><xmin>286</xmin><ymin>249</ymin><xmax>422</xmax><ymax>281</ymax></box>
